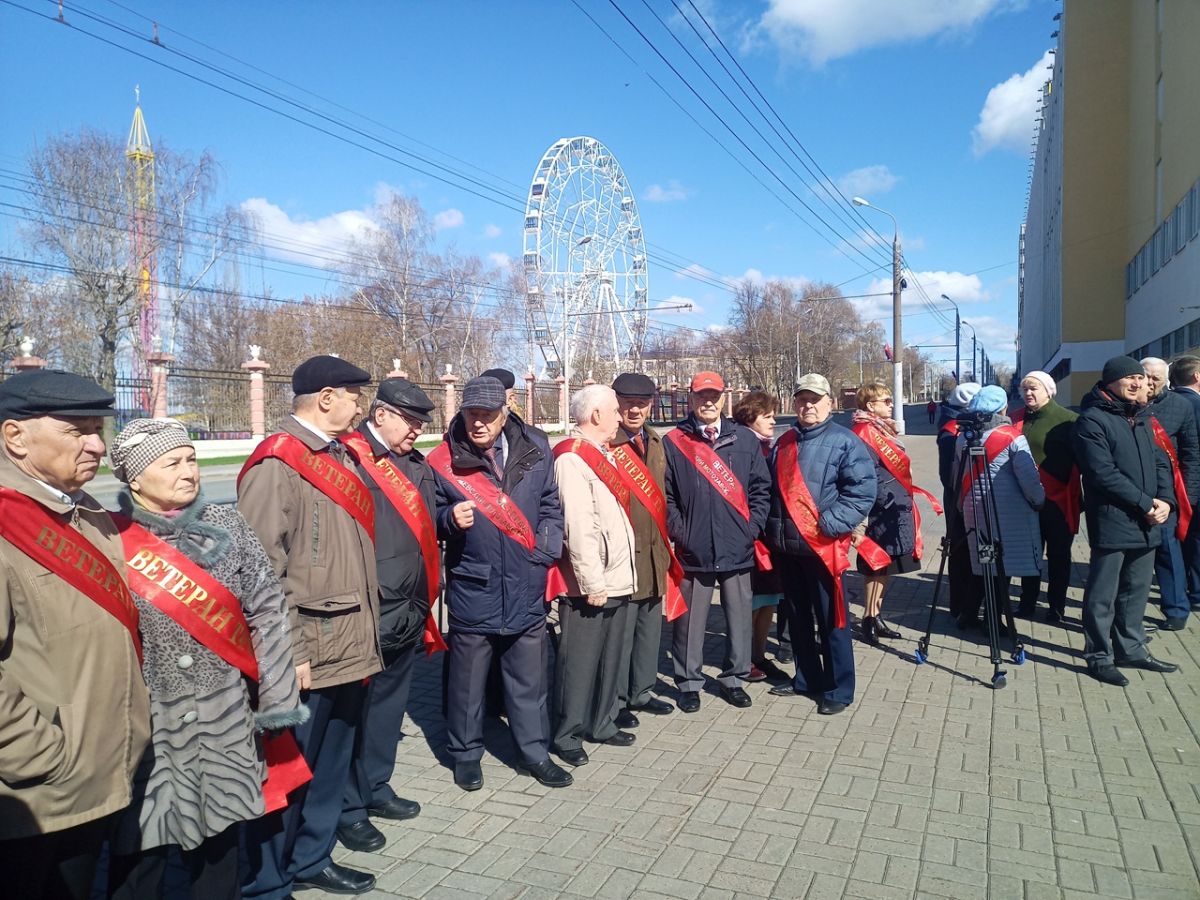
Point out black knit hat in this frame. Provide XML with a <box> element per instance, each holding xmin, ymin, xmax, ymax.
<box><xmin>1101</xmin><ymin>355</ymin><xmax>1144</xmax><ymax>386</ymax></box>
<box><xmin>292</xmin><ymin>355</ymin><xmax>371</xmax><ymax>394</ymax></box>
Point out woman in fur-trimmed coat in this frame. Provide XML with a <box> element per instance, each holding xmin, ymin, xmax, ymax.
<box><xmin>105</xmin><ymin>418</ymin><xmax>307</xmax><ymax>900</ymax></box>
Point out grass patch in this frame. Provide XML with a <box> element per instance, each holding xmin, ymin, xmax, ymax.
<box><xmin>99</xmin><ymin>454</ymin><xmax>248</xmax><ymax>476</ymax></box>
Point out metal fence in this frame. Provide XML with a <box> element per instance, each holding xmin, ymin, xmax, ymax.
<box><xmin>170</xmin><ymin>367</ymin><xmax>253</xmax><ymax>439</ymax></box>
<box><xmin>113</xmin><ymin>377</ymin><xmax>152</xmax><ymax>429</ymax></box>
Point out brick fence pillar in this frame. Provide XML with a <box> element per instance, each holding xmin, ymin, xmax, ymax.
<box><xmin>525</xmin><ymin>371</ymin><xmax>537</xmax><ymax>423</ymax></box>
<box><xmin>555</xmin><ymin>375</ymin><xmax>567</xmax><ymax>428</ymax></box>
<box><xmin>241</xmin><ymin>349</ymin><xmax>270</xmax><ymax>440</ymax></box>
<box><xmin>439</xmin><ymin>365</ymin><xmax>459</xmax><ymax>423</ymax></box>
<box><xmin>146</xmin><ymin>351</ymin><xmax>174</xmax><ymax>419</ymax></box>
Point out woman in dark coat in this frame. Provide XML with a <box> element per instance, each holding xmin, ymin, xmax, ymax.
<box><xmin>106</xmin><ymin>418</ymin><xmax>306</xmax><ymax>900</ymax></box>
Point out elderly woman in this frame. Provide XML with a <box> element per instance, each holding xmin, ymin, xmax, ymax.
<box><xmin>850</xmin><ymin>383</ymin><xmax>921</xmax><ymax>645</ymax></box>
<box><xmin>105</xmin><ymin>418</ymin><xmax>306</xmax><ymax>900</ymax></box>
<box><xmin>955</xmin><ymin>386</ymin><xmax>1045</xmax><ymax>630</ymax></box>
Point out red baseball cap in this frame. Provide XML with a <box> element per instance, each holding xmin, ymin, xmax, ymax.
<box><xmin>689</xmin><ymin>371</ymin><xmax>725</xmax><ymax>393</ymax></box>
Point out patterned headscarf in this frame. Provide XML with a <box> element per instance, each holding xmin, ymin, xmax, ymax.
<box><xmin>109</xmin><ymin>418</ymin><xmax>193</xmax><ymax>483</ymax></box>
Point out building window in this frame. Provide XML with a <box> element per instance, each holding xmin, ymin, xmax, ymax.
<box><xmin>1126</xmin><ymin>261</ymin><xmax>1135</xmax><ymax>299</ymax></box>
<box><xmin>1162</xmin><ymin>336</ymin><xmax>1173</xmax><ymax>357</ymax></box>
<box><xmin>1156</xmin><ymin>159</ymin><xmax>1164</xmax><ymax>223</ymax></box>
<box><xmin>1176</xmin><ymin>328</ymin><xmax>1187</xmax><ymax>355</ymax></box>
<box><xmin>1176</xmin><ymin>206</ymin><xmax>1187</xmax><ymax>253</ymax></box>
<box><xmin>1189</xmin><ymin>320</ymin><xmax>1200</xmax><ymax>350</ymax></box>
<box><xmin>1192</xmin><ymin>183</ymin><xmax>1200</xmax><ymax>240</ymax></box>
<box><xmin>1163</xmin><ymin>218</ymin><xmax>1174</xmax><ymax>265</ymax></box>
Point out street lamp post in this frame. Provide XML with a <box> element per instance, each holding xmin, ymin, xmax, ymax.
<box><xmin>961</xmin><ymin>320</ymin><xmax>977</xmax><ymax>382</ymax></box>
<box><xmin>940</xmin><ymin>293</ymin><xmax>963</xmax><ymax>385</ymax></box>
<box><xmin>853</xmin><ymin>196</ymin><xmax>904</xmax><ymax>433</ymax></box>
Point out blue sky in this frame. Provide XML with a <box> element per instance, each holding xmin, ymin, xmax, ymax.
<box><xmin>1</xmin><ymin>0</ymin><xmax>1059</xmax><ymax>373</ymax></box>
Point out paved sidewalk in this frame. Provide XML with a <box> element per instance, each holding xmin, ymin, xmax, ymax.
<box><xmin>307</xmin><ymin>433</ymin><xmax>1200</xmax><ymax>899</ymax></box>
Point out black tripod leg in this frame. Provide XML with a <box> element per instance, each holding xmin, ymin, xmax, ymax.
<box><xmin>997</xmin><ymin>580</ymin><xmax>1026</xmax><ymax>664</ymax></box>
<box><xmin>915</xmin><ymin>536</ymin><xmax>951</xmax><ymax>665</ymax></box>
<box><xmin>981</xmin><ymin>571</ymin><xmax>1007</xmax><ymax>689</ymax></box>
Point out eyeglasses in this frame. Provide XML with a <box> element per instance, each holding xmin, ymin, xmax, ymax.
<box><xmin>873</xmin><ymin>398</ymin><xmax>894</xmax><ymax>405</ymax></box>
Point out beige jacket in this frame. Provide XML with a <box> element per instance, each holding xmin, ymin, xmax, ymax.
<box><xmin>0</xmin><ymin>454</ymin><xmax>150</xmax><ymax>839</ymax></box>
<box><xmin>554</xmin><ymin>430</ymin><xmax>637</xmax><ymax>598</ymax></box>
<box><xmin>238</xmin><ymin>417</ymin><xmax>382</xmax><ymax>691</ymax></box>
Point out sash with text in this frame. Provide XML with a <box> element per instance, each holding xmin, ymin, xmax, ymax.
<box><xmin>851</xmin><ymin>420</ymin><xmax>944</xmax><ymax>561</ymax></box>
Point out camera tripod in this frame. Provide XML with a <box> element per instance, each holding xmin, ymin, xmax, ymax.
<box><xmin>914</xmin><ymin>417</ymin><xmax>1026</xmax><ymax>688</ymax></box>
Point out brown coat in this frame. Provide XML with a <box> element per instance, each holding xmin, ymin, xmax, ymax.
<box><xmin>610</xmin><ymin>425</ymin><xmax>670</xmax><ymax>601</ymax></box>
<box><xmin>0</xmin><ymin>454</ymin><xmax>150</xmax><ymax>839</ymax></box>
<box><xmin>238</xmin><ymin>416</ymin><xmax>382</xmax><ymax>690</ymax></box>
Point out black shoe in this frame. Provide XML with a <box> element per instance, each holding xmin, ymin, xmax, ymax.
<box><xmin>1116</xmin><ymin>655</ymin><xmax>1178</xmax><ymax>673</ymax></box>
<box><xmin>874</xmin><ymin>618</ymin><xmax>902</xmax><ymax>639</ymax></box>
<box><xmin>555</xmin><ymin>747</ymin><xmax>589</xmax><ymax>767</ymax></box>
<box><xmin>678</xmin><ymin>691</ymin><xmax>701</xmax><ymax>713</ymax></box>
<box><xmin>591</xmin><ymin>730</ymin><xmax>636</xmax><ymax>746</ymax></box>
<box><xmin>1090</xmin><ymin>666</ymin><xmax>1130</xmax><ymax>687</ymax></box>
<box><xmin>615</xmin><ymin>708</ymin><xmax>639</xmax><ymax>729</ymax></box>
<box><xmin>1160</xmin><ymin>617</ymin><xmax>1187</xmax><ymax>632</ymax></box>
<box><xmin>1014</xmin><ymin>605</ymin><xmax>1036</xmax><ymax>620</ymax></box>
<box><xmin>1044</xmin><ymin>608</ymin><xmax>1063</xmax><ymax>625</ymax></box>
<box><xmin>453</xmin><ymin>760</ymin><xmax>483</xmax><ymax>792</ymax></box>
<box><xmin>817</xmin><ymin>699</ymin><xmax>848</xmax><ymax>715</ymax></box>
<box><xmin>718</xmin><ymin>685</ymin><xmax>753</xmax><ymax>708</ymax></box>
<box><xmin>775</xmin><ymin>646</ymin><xmax>794</xmax><ymax>664</ymax></box>
<box><xmin>753</xmin><ymin>659</ymin><xmax>790</xmax><ymax>682</ymax></box>
<box><xmin>524</xmin><ymin>758</ymin><xmax>573</xmax><ymax>788</ymax></box>
<box><xmin>368</xmin><ymin>796</ymin><xmax>420</xmax><ymax>821</ymax></box>
<box><xmin>956</xmin><ymin>613</ymin><xmax>979</xmax><ymax>630</ymax></box>
<box><xmin>631</xmin><ymin>697</ymin><xmax>674</xmax><ymax>715</ymax></box>
<box><xmin>859</xmin><ymin>617</ymin><xmax>880</xmax><ymax>646</ymax></box>
<box><xmin>336</xmin><ymin>820</ymin><xmax>385</xmax><ymax>853</ymax></box>
<box><xmin>295</xmin><ymin>863</ymin><xmax>377</xmax><ymax>895</ymax></box>
<box><xmin>768</xmin><ymin>682</ymin><xmax>801</xmax><ymax>697</ymax></box>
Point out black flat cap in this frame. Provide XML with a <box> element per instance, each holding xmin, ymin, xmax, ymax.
<box><xmin>292</xmin><ymin>355</ymin><xmax>371</xmax><ymax>395</ymax></box>
<box><xmin>460</xmin><ymin>376</ymin><xmax>507</xmax><ymax>411</ymax></box>
<box><xmin>377</xmin><ymin>377</ymin><xmax>434</xmax><ymax>423</ymax></box>
<box><xmin>480</xmin><ymin>368</ymin><xmax>516</xmax><ymax>390</ymax></box>
<box><xmin>0</xmin><ymin>369</ymin><xmax>116</xmax><ymax>421</ymax></box>
<box><xmin>612</xmin><ymin>372</ymin><xmax>656</xmax><ymax>398</ymax></box>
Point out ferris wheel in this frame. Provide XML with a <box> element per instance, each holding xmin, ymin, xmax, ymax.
<box><xmin>522</xmin><ymin>136</ymin><xmax>649</xmax><ymax>382</ymax></box>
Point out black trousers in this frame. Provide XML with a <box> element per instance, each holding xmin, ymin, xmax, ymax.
<box><xmin>0</xmin><ymin>815</ymin><xmax>110</xmax><ymax>900</ymax></box>
<box><xmin>108</xmin><ymin>824</ymin><xmax>240</xmax><ymax>900</ymax></box>
<box><xmin>341</xmin><ymin>643</ymin><xmax>418</xmax><ymax>826</ymax></box>
<box><xmin>963</xmin><ymin>574</ymin><xmax>1011</xmax><ymax>622</ymax></box>
<box><xmin>445</xmin><ymin>623</ymin><xmax>551</xmax><ymax>767</ymax></box>
<box><xmin>946</xmin><ymin>510</ymin><xmax>974</xmax><ymax>616</ymax></box>
<box><xmin>1019</xmin><ymin>502</ymin><xmax>1074</xmax><ymax>614</ymax></box>
<box><xmin>553</xmin><ymin>596</ymin><xmax>630</xmax><ymax>752</ymax></box>
<box><xmin>617</xmin><ymin>596</ymin><xmax>664</xmax><ymax>710</ymax></box>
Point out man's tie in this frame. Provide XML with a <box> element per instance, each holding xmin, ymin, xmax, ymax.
<box><xmin>704</xmin><ymin>425</ymin><xmax>717</xmax><ymax>443</ymax></box>
<box><xmin>485</xmin><ymin>445</ymin><xmax>504</xmax><ymax>481</ymax></box>
<box><xmin>632</xmin><ymin>433</ymin><xmax>646</xmax><ymax>457</ymax></box>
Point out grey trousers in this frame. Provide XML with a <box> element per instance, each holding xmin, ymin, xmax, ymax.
<box><xmin>671</xmin><ymin>570</ymin><xmax>753</xmax><ymax>692</ymax></box>
<box><xmin>553</xmin><ymin>596</ymin><xmax>631</xmax><ymax>752</ymax></box>
<box><xmin>1082</xmin><ymin>546</ymin><xmax>1154</xmax><ymax>668</ymax></box>
<box><xmin>618</xmin><ymin>596</ymin><xmax>664</xmax><ymax>709</ymax></box>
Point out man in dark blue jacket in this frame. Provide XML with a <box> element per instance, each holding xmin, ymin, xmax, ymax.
<box><xmin>1169</xmin><ymin>355</ymin><xmax>1200</xmax><ymax>614</ymax></box>
<box><xmin>664</xmin><ymin>371</ymin><xmax>771</xmax><ymax>712</ymax></box>
<box><xmin>1074</xmin><ymin>357</ymin><xmax>1177</xmax><ymax>687</ymax></box>
<box><xmin>433</xmin><ymin>376</ymin><xmax>572</xmax><ymax>791</ymax></box>
<box><xmin>765</xmin><ymin>374</ymin><xmax>876</xmax><ymax>714</ymax></box>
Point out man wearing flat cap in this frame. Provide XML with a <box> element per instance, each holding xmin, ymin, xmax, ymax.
<box><xmin>337</xmin><ymin>378</ymin><xmax>442</xmax><ymax>853</ymax></box>
<box><xmin>1073</xmin><ymin>356</ymin><xmax>1178</xmax><ymax>687</ymax></box>
<box><xmin>0</xmin><ymin>370</ymin><xmax>150</xmax><ymax>897</ymax></box>
<box><xmin>431</xmin><ymin>376</ymin><xmax>572</xmax><ymax>791</ymax></box>
<box><xmin>610</xmin><ymin>373</ymin><xmax>676</xmax><ymax>722</ymax></box>
<box><xmin>664</xmin><ymin>370</ymin><xmax>771</xmax><ymax>712</ymax></box>
<box><xmin>240</xmin><ymin>355</ymin><xmax>383</xmax><ymax>898</ymax></box>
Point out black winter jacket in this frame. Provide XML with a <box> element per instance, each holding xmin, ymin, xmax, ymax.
<box><xmin>352</xmin><ymin>423</ymin><xmax>438</xmax><ymax>656</ymax></box>
<box><xmin>1072</xmin><ymin>384</ymin><xmax>1173</xmax><ymax>550</ymax></box>
<box><xmin>434</xmin><ymin>413</ymin><xmax>564</xmax><ymax>635</ymax></box>
<box><xmin>765</xmin><ymin>417</ymin><xmax>877</xmax><ymax>557</ymax></box>
<box><xmin>663</xmin><ymin>415</ymin><xmax>771</xmax><ymax>573</ymax></box>
<box><xmin>1148</xmin><ymin>388</ymin><xmax>1200</xmax><ymax>506</ymax></box>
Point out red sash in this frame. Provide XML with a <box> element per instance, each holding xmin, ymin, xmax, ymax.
<box><xmin>774</xmin><ymin>430</ymin><xmax>851</xmax><ymax>628</ymax></box>
<box><xmin>554</xmin><ymin>439</ymin><xmax>688</xmax><ymax>621</ymax></box>
<box><xmin>851</xmin><ymin>420</ymin><xmax>943</xmax><ymax>561</ymax></box>
<box><xmin>112</xmin><ymin>515</ymin><xmax>258</xmax><ymax>679</ymax></box>
<box><xmin>1151</xmin><ymin>417</ymin><xmax>1193</xmax><ymax>541</ymax></box>
<box><xmin>427</xmin><ymin>442</ymin><xmax>567</xmax><ymax>601</ymax></box>
<box><xmin>238</xmin><ymin>433</ymin><xmax>375</xmax><ymax>543</ymax></box>
<box><xmin>959</xmin><ymin>425</ymin><xmax>1020</xmax><ymax>502</ymax></box>
<box><xmin>109</xmin><ymin>515</ymin><xmax>312</xmax><ymax>812</ymax></box>
<box><xmin>341</xmin><ymin>433</ymin><xmax>447</xmax><ymax>655</ymax></box>
<box><xmin>1012</xmin><ymin>419</ymin><xmax>1083</xmax><ymax>535</ymax></box>
<box><xmin>663</xmin><ymin>428</ymin><xmax>772</xmax><ymax>570</ymax></box>
<box><xmin>0</xmin><ymin>488</ymin><xmax>142</xmax><ymax>663</ymax></box>
<box><xmin>940</xmin><ymin>419</ymin><xmax>959</xmax><ymax>437</ymax></box>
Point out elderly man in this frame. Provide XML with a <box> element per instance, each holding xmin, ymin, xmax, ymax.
<box><xmin>766</xmin><ymin>374</ymin><xmax>876</xmax><ymax>714</ymax></box>
<box><xmin>1073</xmin><ymin>356</ymin><xmax>1177</xmax><ymax>686</ymax></box>
<box><xmin>1015</xmin><ymin>371</ymin><xmax>1080</xmax><ymax>624</ymax></box>
<box><xmin>0</xmin><ymin>370</ymin><xmax>150</xmax><ymax>898</ymax></box>
<box><xmin>240</xmin><ymin>355</ymin><xmax>383</xmax><ymax>898</ymax></box>
<box><xmin>1142</xmin><ymin>357</ymin><xmax>1200</xmax><ymax>631</ymax></box>
<box><xmin>551</xmin><ymin>385</ymin><xmax>637</xmax><ymax>766</ymax></box>
<box><xmin>432</xmin><ymin>376</ymin><xmax>571</xmax><ymax>791</ymax></box>
<box><xmin>336</xmin><ymin>378</ymin><xmax>443</xmax><ymax>853</ymax></box>
<box><xmin>664</xmin><ymin>371</ymin><xmax>771</xmax><ymax>712</ymax></box>
<box><xmin>610</xmin><ymin>373</ymin><xmax>677</xmax><ymax>723</ymax></box>
<box><xmin>1170</xmin><ymin>355</ymin><xmax>1200</xmax><ymax>613</ymax></box>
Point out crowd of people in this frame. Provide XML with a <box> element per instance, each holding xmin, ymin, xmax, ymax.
<box><xmin>0</xmin><ymin>349</ymin><xmax>1192</xmax><ymax>898</ymax></box>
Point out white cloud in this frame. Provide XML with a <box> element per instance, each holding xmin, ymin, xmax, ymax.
<box><xmin>240</xmin><ymin>197</ymin><xmax>378</xmax><ymax>265</ymax></box>
<box><xmin>836</xmin><ymin>165</ymin><xmax>899</xmax><ymax>198</ymax></box>
<box><xmin>972</xmin><ymin>50</ymin><xmax>1053</xmax><ymax>156</ymax></box>
<box><xmin>487</xmin><ymin>252</ymin><xmax>511</xmax><ymax>268</ymax></box>
<box><xmin>433</xmin><ymin>208</ymin><xmax>465</xmax><ymax>230</ymax></box>
<box><xmin>644</xmin><ymin>180</ymin><xmax>692</xmax><ymax>203</ymax></box>
<box><xmin>483</xmin><ymin>224</ymin><xmax>502</xmax><ymax>239</ymax></box>
<box><xmin>752</xmin><ymin>0</ymin><xmax>1011</xmax><ymax>66</ymax></box>
<box><xmin>855</xmin><ymin>270</ymin><xmax>988</xmax><ymax>324</ymax></box>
